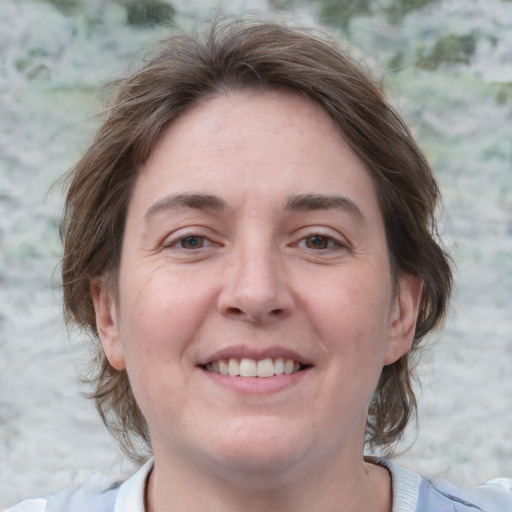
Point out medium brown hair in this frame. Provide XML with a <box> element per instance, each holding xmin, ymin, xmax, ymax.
<box><xmin>61</xmin><ymin>19</ymin><xmax>452</xmax><ymax>461</ymax></box>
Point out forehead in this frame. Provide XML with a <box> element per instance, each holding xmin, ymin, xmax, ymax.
<box><xmin>132</xmin><ymin>89</ymin><xmax>381</xmax><ymax>223</ymax></box>
<box><xmin>149</xmin><ymin>90</ymin><xmax>340</xmax><ymax>161</ymax></box>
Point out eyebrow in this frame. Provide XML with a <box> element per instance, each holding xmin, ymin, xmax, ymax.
<box><xmin>144</xmin><ymin>193</ymin><xmax>226</xmax><ymax>220</ymax></box>
<box><xmin>144</xmin><ymin>192</ymin><xmax>364</xmax><ymax>222</ymax></box>
<box><xmin>284</xmin><ymin>194</ymin><xmax>365</xmax><ymax>222</ymax></box>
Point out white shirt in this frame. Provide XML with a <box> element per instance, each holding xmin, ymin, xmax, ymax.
<box><xmin>4</xmin><ymin>458</ymin><xmax>512</xmax><ymax>511</ymax></box>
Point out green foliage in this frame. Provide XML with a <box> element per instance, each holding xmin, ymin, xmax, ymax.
<box><xmin>384</xmin><ymin>0</ymin><xmax>439</xmax><ymax>25</ymax></box>
<box><xmin>268</xmin><ymin>0</ymin><xmax>296</xmax><ymax>9</ymax></box>
<box><xmin>315</xmin><ymin>0</ymin><xmax>372</xmax><ymax>29</ymax></box>
<box><xmin>312</xmin><ymin>0</ymin><xmax>440</xmax><ymax>31</ymax></box>
<box><xmin>40</xmin><ymin>0</ymin><xmax>82</xmax><ymax>15</ymax></box>
<box><xmin>122</xmin><ymin>0</ymin><xmax>175</xmax><ymax>27</ymax></box>
<box><xmin>387</xmin><ymin>50</ymin><xmax>405</xmax><ymax>71</ymax></box>
<box><xmin>494</xmin><ymin>84</ymin><xmax>512</xmax><ymax>106</ymax></box>
<box><xmin>416</xmin><ymin>32</ymin><xmax>478</xmax><ymax>71</ymax></box>
<box><xmin>39</xmin><ymin>0</ymin><xmax>175</xmax><ymax>27</ymax></box>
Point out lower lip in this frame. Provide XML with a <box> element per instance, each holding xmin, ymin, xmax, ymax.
<box><xmin>199</xmin><ymin>367</ymin><xmax>312</xmax><ymax>394</ymax></box>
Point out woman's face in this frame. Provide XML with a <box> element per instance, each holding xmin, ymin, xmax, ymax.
<box><xmin>94</xmin><ymin>90</ymin><xmax>419</xmax><ymax>478</ymax></box>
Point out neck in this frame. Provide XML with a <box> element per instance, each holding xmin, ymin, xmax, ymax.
<box><xmin>145</xmin><ymin>450</ymin><xmax>392</xmax><ymax>512</ymax></box>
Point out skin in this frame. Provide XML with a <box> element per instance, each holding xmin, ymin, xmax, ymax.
<box><xmin>93</xmin><ymin>90</ymin><xmax>422</xmax><ymax>512</ymax></box>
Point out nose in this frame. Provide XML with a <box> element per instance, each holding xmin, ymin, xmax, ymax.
<box><xmin>217</xmin><ymin>241</ymin><xmax>294</xmax><ymax>323</ymax></box>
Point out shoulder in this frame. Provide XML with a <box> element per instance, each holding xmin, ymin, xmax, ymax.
<box><xmin>3</xmin><ymin>459</ymin><xmax>153</xmax><ymax>512</ymax></box>
<box><xmin>374</xmin><ymin>458</ymin><xmax>512</xmax><ymax>512</ymax></box>
<box><xmin>2</xmin><ymin>484</ymin><xmax>120</xmax><ymax>512</ymax></box>
<box><xmin>3</xmin><ymin>499</ymin><xmax>48</xmax><ymax>512</ymax></box>
<box><xmin>421</xmin><ymin>477</ymin><xmax>512</xmax><ymax>512</ymax></box>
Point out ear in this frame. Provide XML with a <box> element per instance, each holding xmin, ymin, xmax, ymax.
<box><xmin>384</xmin><ymin>274</ymin><xmax>423</xmax><ymax>365</ymax></box>
<box><xmin>91</xmin><ymin>277</ymin><xmax>126</xmax><ymax>371</ymax></box>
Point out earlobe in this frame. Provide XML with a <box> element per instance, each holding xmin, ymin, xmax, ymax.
<box><xmin>91</xmin><ymin>277</ymin><xmax>126</xmax><ymax>371</ymax></box>
<box><xmin>384</xmin><ymin>274</ymin><xmax>423</xmax><ymax>365</ymax></box>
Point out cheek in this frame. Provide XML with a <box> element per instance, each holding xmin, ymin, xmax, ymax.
<box><xmin>116</xmin><ymin>267</ymin><xmax>214</xmax><ymax>365</ymax></box>
<box><xmin>311</xmin><ymin>267</ymin><xmax>392</xmax><ymax>339</ymax></box>
<box><xmin>306</xmin><ymin>268</ymin><xmax>393</xmax><ymax>404</ymax></box>
<box><xmin>113</xmin><ymin>270</ymin><xmax>212</xmax><ymax>420</ymax></box>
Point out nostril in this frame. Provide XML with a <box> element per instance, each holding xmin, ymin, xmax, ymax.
<box><xmin>223</xmin><ymin>306</ymin><xmax>285</xmax><ymax>320</ymax></box>
<box><xmin>226</xmin><ymin>307</ymin><xmax>244</xmax><ymax>315</ymax></box>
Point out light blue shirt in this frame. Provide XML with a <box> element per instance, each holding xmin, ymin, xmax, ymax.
<box><xmin>4</xmin><ymin>458</ymin><xmax>512</xmax><ymax>511</ymax></box>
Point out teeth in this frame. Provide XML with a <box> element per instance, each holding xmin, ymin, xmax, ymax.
<box><xmin>206</xmin><ymin>357</ymin><xmax>304</xmax><ymax>378</ymax></box>
<box><xmin>227</xmin><ymin>358</ymin><xmax>240</xmax><ymax>376</ymax></box>
<box><xmin>218</xmin><ymin>359</ymin><xmax>229</xmax><ymax>375</ymax></box>
<box><xmin>239</xmin><ymin>358</ymin><xmax>257</xmax><ymax>377</ymax></box>
<box><xmin>257</xmin><ymin>358</ymin><xmax>274</xmax><ymax>378</ymax></box>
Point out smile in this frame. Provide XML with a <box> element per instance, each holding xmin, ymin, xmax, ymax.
<box><xmin>203</xmin><ymin>357</ymin><xmax>309</xmax><ymax>378</ymax></box>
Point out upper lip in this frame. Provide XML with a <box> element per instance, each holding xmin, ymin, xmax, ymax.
<box><xmin>197</xmin><ymin>346</ymin><xmax>312</xmax><ymax>366</ymax></box>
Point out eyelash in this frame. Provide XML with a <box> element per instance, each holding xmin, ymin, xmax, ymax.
<box><xmin>162</xmin><ymin>230</ymin><xmax>347</xmax><ymax>252</ymax></box>
<box><xmin>295</xmin><ymin>233</ymin><xmax>345</xmax><ymax>251</ymax></box>
<box><xmin>164</xmin><ymin>233</ymin><xmax>214</xmax><ymax>250</ymax></box>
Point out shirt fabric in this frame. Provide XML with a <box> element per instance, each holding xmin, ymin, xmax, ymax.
<box><xmin>4</xmin><ymin>458</ymin><xmax>512</xmax><ymax>512</ymax></box>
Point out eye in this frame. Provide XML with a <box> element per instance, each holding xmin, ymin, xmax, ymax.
<box><xmin>298</xmin><ymin>232</ymin><xmax>346</xmax><ymax>251</ymax></box>
<box><xmin>163</xmin><ymin>233</ymin><xmax>215</xmax><ymax>251</ymax></box>
<box><xmin>303</xmin><ymin>235</ymin><xmax>336</xmax><ymax>250</ymax></box>
<box><xmin>178</xmin><ymin>235</ymin><xmax>206</xmax><ymax>249</ymax></box>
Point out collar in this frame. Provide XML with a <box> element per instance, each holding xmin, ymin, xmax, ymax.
<box><xmin>114</xmin><ymin>458</ymin><xmax>154</xmax><ymax>512</ymax></box>
<box><xmin>113</xmin><ymin>457</ymin><xmax>421</xmax><ymax>512</ymax></box>
<box><xmin>369</xmin><ymin>458</ymin><xmax>421</xmax><ymax>512</ymax></box>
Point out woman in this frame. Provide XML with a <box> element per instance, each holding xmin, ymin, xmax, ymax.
<box><xmin>6</xmin><ymin>19</ymin><xmax>511</xmax><ymax>512</ymax></box>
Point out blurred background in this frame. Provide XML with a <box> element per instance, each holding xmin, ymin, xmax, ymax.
<box><xmin>1</xmin><ymin>0</ymin><xmax>511</xmax><ymax>507</ymax></box>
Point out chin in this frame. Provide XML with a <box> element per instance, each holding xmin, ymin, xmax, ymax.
<box><xmin>201</xmin><ymin>417</ymin><xmax>311</xmax><ymax>475</ymax></box>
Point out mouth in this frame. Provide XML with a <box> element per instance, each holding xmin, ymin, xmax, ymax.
<box><xmin>201</xmin><ymin>357</ymin><xmax>311</xmax><ymax>378</ymax></box>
